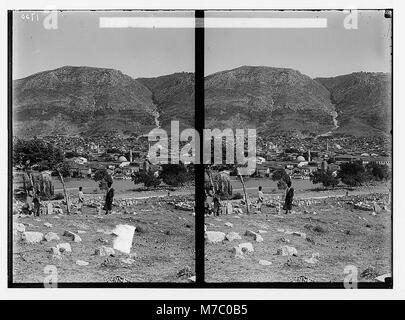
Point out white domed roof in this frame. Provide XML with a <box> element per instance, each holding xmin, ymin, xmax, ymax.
<box><xmin>296</xmin><ymin>156</ymin><xmax>306</xmax><ymax>162</ymax></box>
<box><xmin>118</xmin><ymin>156</ymin><xmax>128</xmax><ymax>162</ymax></box>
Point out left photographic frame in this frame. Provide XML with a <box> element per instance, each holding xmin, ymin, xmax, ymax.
<box><xmin>9</xmin><ymin>10</ymin><xmax>196</xmax><ymax>287</ymax></box>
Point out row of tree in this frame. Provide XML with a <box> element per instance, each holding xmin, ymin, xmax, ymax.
<box><xmin>271</xmin><ymin>161</ymin><xmax>390</xmax><ymax>189</ymax></box>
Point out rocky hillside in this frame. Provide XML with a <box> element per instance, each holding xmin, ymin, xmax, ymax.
<box><xmin>138</xmin><ymin>72</ymin><xmax>195</xmax><ymax>131</ymax></box>
<box><xmin>13</xmin><ymin>66</ymin><xmax>158</xmax><ymax>137</ymax></box>
<box><xmin>316</xmin><ymin>72</ymin><xmax>392</xmax><ymax>136</ymax></box>
<box><xmin>205</xmin><ymin>66</ymin><xmax>338</xmax><ymax>137</ymax></box>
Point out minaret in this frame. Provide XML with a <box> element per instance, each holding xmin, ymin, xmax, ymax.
<box><xmin>308</xmin><ymin>149</ymin><xmax>311</xmax><ymax>162</ymax></box>
<box><xmin>130</xmin><ymin>149</ymin><xmax>133</xmax><ymax>162</ymax></box>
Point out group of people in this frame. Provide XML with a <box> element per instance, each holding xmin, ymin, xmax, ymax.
<box><xmin>204</xmin><ymin>181</ymin><xmax>295</xmax><ymax>216</ymax></box>
<box><xmin>256</xmin><ymin>181</ymin><xmax>294</xmax><ymax>214</ymax></box>
<box><xmin>24</xmin><ymin>182</ymin><xmax>115</xmax><ymax>216</ymax></box>
<box><xmin>24</xmin><ymin>186</ymin><xmax>41</xmax><ymax>216</ymax></box>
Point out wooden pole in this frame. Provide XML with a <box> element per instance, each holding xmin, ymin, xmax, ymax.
<box><xmin>238</xmin><ymin>172</ymin><xmax>249</xmax><ymax>214</ymax></box>
<box><xmin>58</xmin><ymin>170</ymin><xmax>71</xmax><ymax>215</ymax></box>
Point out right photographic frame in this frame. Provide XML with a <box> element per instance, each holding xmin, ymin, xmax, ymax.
<box><xmin>203</xmin><ymin>10</ymin><xmax>392</xmax><ymax>287</ymax></box>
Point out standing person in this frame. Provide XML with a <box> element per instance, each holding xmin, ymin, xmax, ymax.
<box><xmin>213</xmin><ymin>194</ymin><xmax>220</xmax><ymax>216</ymax></box>
<box><xmin>25</xmin><ymin>186</ymin><xmax>34</xmax><ymax>215</ymax></box>
<box><xmin>103</xmin><ymin>182</ymin><xmax>114</xmax><ymax>215</ymax></box>
<box><xmin>33</xmin><ymin>191</ymin><xmax>41</xmax><ymax>217</ymax></box>
<box><xmin>77</xmin><ymin>187</ymin><xmax>84</xmax><ymax>214</ymax></box>
<box><xmin>257</xmin><ymin>186</ymin><xmax>264</xmax><ymax>213</ymax></box>
<box><xmin>283</xmin><ymin>180</ymin><xmax>294</xmax><ymax>214</ymax></box>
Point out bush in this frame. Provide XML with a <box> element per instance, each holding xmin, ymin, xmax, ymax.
<box><xmin>231</xmin><ymin>192</ymin><xmax>244</xmax><ymax>200</ymax></box>
<box><xmin>366</xmin><ymin>163</ymin><xmax>390</xmax><ymax>181</ymax></box>
<box><xmin>310</xmin><ymin>170</ymin><xmax>339</xmax><ymax>188</ymax></box>
<box><xmin>338</xmin><ymin>161</ymin><xmax>369</xmax><ymax>187</ymax></box>
<box><xmin>52</xmin><ymin>193</ymin><xmax>64</xmax><ymax>200</ymax></box>
<box><xmin>160</xmin><ymin>163</ymin><xmax>190</xmax><ymax>187</ymax></box>
<box><xmin>132</xmin><ymin>171</ymin><xmax>161</xmax><ymax>188</ymax></box>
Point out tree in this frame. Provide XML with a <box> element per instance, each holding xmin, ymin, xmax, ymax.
<box><xmin>311</xmin><ymin>169</ymin><xmax>339</xmax><ymax>188</ymax></box>
<box><xmin>13</xmin><ymin>138</ymin><xmax>72</xmax><ymax>213</ymax></box>
<box><xmin>160</xmin><ymin>163</ymin><xmax>191</xmax><ymax>187</ymax></box>
<box><xmin>132</xmin><ymin>171</ymin><xmax>161</xmax><ymax>188</ymax></box>
<box><xmin>366</xmin><ymin>163</ymin><xmax>390</xmax><ymax>181</ymax></box>
<box><xmin>271</xmin><ymin>169</ymin><xmax>291</xmax><ymax>183</ymax></box>
<box><xmin>338</xmin><ymin>161</ymin><xmax>369</xmax><ymax>187</ymax></box>
<box><xmin>93</xmin><ymin>169</ymin><xmax>113</xmax><ymax>189</ymax></box>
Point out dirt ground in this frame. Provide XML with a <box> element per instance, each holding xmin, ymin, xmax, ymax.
<box><xmin>205</xmin><ymin>192</ymin><xmax>391</xmax><ymax>283</ymax></box>
<box><xmin>12</xmin><ymin>196</ymin><xmax>195</xmax><ymax>284</ymax></box>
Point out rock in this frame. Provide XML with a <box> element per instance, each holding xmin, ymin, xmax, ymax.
<box><xmin>188</xmin><ymin>276</ymin><xmax>196</xmax><ymax>282</ymax></box>
<box><xmin>121</xmin><ymin>257</ymin><xmax>135</xmax><ymax>265</ymax></box>
<box><xmin>57</xmin><ymin>243</ymin><xmax>72</xmax><ymax>253</ymax></box>
<box><xmin>259</xmin><ymin>259</ymin><xmax>272</xmax><ymax>266</ymax></box>
<box><xmin>258</xmin><ymin>230</ymin><xmax>267</xmax><ymax>234</ymax></box>
<box><xmin>205</xmin><ymin>231</ymin><xmax>226</xmax><ymax>243</ymax></box>
<box><xmin>44</xmin><ymin>232</ymin><xmax>60</xmax><ymax>242</ymax></box>
<box><xmin>21</xmin><ymin>231</ymin><xmax>44</xmax><ymax>244</ymax></box>
<box><xmin>293</xmin><ymin>231</ymin><xmax>307</xmax><ymax>238</ymax></box>
<box><xmin>44</xmin><ymin>222</ymin><xmax>53</xmax><ymax>228</ymax></box>
<box><xmin>373</xmin><ymin>203</ymin><xmax>382</xmax><ymax>214</ymax></box>
<box><xmin>95</xmin><ymin>246</ymin><xmax>115</xmax><ymax>257</ymax></box>
<box><xmin>76</xmin><ymin>260</ymin><xmax>89</xmax><ymax>266</ymax></box>
<box><xmin>48</xmin><ymin>246</ymin><xmax>60</xmax><ymax>255</ymax></box>
<box><xmin>276</xmin><ymin>246</ymin><xmax>298</xmax><ymax>256</ymax></box>
<box><xmin>277</xmin><ymin>228</ymin><xmax>285</xmax><ymax>233</ymax></box>
<box><xmin>63</xmin><ymin>230</ymin><xmax>82</xmax><ymax>242</ymax></box>
<box><xmin>225</xmin><ymin>232</ymin><xmax>242</xmax><ymax>242</ymax></box>
<box><xmin>47</xmin><ymin>202</ymin><xmax>54</xmax><ymax>215</ymax></box>
<box><xmin>77</xmin><ymin>230</ymin><xmax>86</xmax><ymax>234</ymax></box>
<box><xmin>239</xmin><ymin>242</ymin><xmax>254</xmax><ymax>253</ymax></box>
<box><xmin>375</xmin><ymin>273</ymin><xmax>391</xmax><ymax>283</ymax></box>
<box><xmin>13</xmin><ymin>222</ymin><xmax>26</xmax><ymax>233</ymax></box>
<box><xmin>245</xmin><ymin>230</ymin><xmax>264</xmax><ymax>242</ymax></box>
<box><xmin>54</xmin><ymin>208</ymin><xmax>63</xmax><ymax>215</ymax></box>
<box><xmin>224</xmin><ymin>222</ymin><xmax>233</xmax><ymax>228</ymax></box>
<box><xmin>232</xmin><ymin>246</ymin><xmax>245</xmax><ymax>259</ymax></box>
<box><xmin>304</xmin><ymin>253</ymin><xmax>320</xmax><ymax>264</ymax></box>
<box><xmin>111</xmin><ymin>224</ymin><xmax>136</xmax><ymax>254</ymax></box>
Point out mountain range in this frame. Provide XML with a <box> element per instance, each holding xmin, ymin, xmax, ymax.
<box><xmin>12</xmin><ymin>65</ymin><xmax>391</xmax><ymax>138</ymax></box>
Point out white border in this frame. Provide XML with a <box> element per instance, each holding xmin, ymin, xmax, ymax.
<box><xmin>1</xmin><ymin>0</ymin><xmax>404</xmax><ymax>300</ymax></box>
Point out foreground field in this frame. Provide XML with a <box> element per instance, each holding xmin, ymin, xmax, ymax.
<box><xmin>12</xmin><ymin>196</ymin><xmax>195</xmax><ymax>284</ymax></box>
<box><xmin>205</xmin><ymin>193</ymin><xmax>391</xmax><ymax>283</ymax></box>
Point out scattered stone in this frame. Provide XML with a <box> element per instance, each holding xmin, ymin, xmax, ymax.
<box><xmin>278</xmin><ymin>237</ymin><xmax>290</xmax><ymax>243</ymax></box>
<box><xmin>232</xmin><ymin>246</ymin><xmax>245</xmax><ymax>259</ymax></box>
<box><xmin>44</xmin><ymin>232</ymin><xmax>60</xmax><ymax>242</ymax></box>
<box><xmin>97</xmin><ymin>238</ymin><xmax>109</xmax><ymax>244</ymax></box>
<box><xmin>205</xmin><ymin>231</ymin><xmax>226</xmax><ymax>243</ymax></box>
<box><xmin>259</xmin><ymin>259</ymin><xmax>272</xmax><ymax>266</ymax></box>
<box><xmin>57</xmin><ymin>243</ymin><xmax>72</xmax><ymax>253</ymax></box>
<box><xmin>276</xmin><ymin>246</ymin><xmax>298</xmax><ymax>256</ymax></box>
<box><xmin>277</xmin><ymin>228</ymin><xmax>285</xmax><ymax>233</ymax></box>
<box><xmin>224</xmin><ymin>222</ymin><xmax>233</xmax><ymax>228</ymax></box>
<box><xmin>77</xmin><ymin>230</ymin><xmax>86</xmax><ymax>234</ymax></box>
<box><xmin>245</xmin><ymin>230</ymin><xmax>264</xmax><ymax>242</ymax></box>
<box><xmin>225</xmin><ymin>232</ymin><xmax>242</xmax><ymax>242</ymax></box>
<box><xmin>13</xmin><ymin>222</ymin><xmax>26</xmax><ymax>233</ymax></box>
<box><xmin>76</xmin><ymin>260</ymin><xmax>89</xmax><ymax>266</ymax></box>
<box><xmin>239</xmin><ymin>242</ymin><xmax>254</xmax><ymax>253</ymax></box>
<box><xmin>360</xmin><ymin>266</ymin><xmax>379</xmax><ymax>279</ymax></box>
<box><xmin>63</xmin><ymin>230</ymin><xmax>82</xmax><ymax>242</ymax></box>
<box><xmin>44</xmin><ymin>222</ymin><xmax>53</xmax><ymax>228</ymax></box>
<box><xmin>188</xmin><ymin>276</ymin><xmax>196</xmax><ymax>282</ymax></box>
<box><xmin>21</xmin><ymin>231</ymin><xmax>44</xmax><ymax>244</ymax></box>
<box><xmin>303</xmin><ymin>252</ymin><xmax>320</xmax><ymax>264</ymax></box>
<box><xmin>95</xmin><ymin>246</ymin><xmax>115</xmax><ymax>257</ymax></box>
<box><xmin>293</xmin><ymin>231</ymin><xmax>307</xmax><ymax>238</ymax></box>
<box><xmin>375</xmin><ymin>273</ymin><xmax>391</xmax><ymax>283</ymax></box>
<box><xmin>121</xmin><ymin>257</ymin><xmax>135</xmax><ymax>265</ymax></box>
<box><xmin>258</xmin><ymin>230</ymin><xmax>267</xmax><ymax>234</ymax></box>
<box><xmin>111</xmin><ymin>224</ymin><xmax>136</xmax><ymax>254</ymax></box>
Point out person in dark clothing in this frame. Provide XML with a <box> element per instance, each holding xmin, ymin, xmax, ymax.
<box><xmin>33</xmin><ymin>191</ymin><xmax>41</xmax><ymax>217</ymax></box>
<box><xmin>283</xmin><ymin>180</ymin><xmax>294</xmax><ymax>214</ymax></box>
<box><xmin>103</xmin><ymin>182</ymin><xmax>114</xmax><ymax>215</ymax></box>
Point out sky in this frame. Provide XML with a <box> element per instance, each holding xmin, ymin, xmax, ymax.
<box><xmin>205</xmin><ymin>10</ymin><xmax>392</xmax><ymax>78</ymax></box>
<box><xmin>13</xmin><ymin>11</ymin><xmax>195</xmax><ymax>79</ymax></box>
<box><xmin>13</xmin><ymin>10</ymin><xmax>392</xmax><ymax>80</ymax></box>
